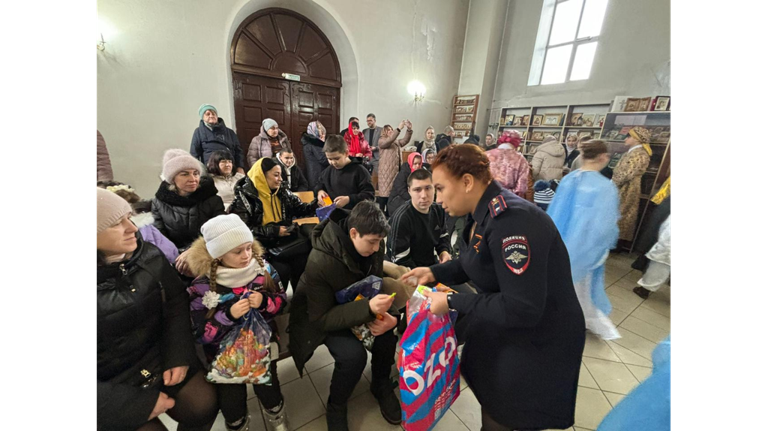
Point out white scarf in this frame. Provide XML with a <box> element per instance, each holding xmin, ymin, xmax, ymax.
<box><xmin>215</xmin><ymin>258</ymin><xmax>265</xmax><ymax>288</ymax></box>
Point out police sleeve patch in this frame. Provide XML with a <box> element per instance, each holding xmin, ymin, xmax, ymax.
<box><xmin>502</xmin><ymin>236</ymin><xmax>530</xmax><ymax>275</ymax></box>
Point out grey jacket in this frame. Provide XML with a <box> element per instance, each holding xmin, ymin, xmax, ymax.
<box><xmin>363</xmin><ymin>126</ymin><xmax>383</xmax><ymax>162</ymax></box>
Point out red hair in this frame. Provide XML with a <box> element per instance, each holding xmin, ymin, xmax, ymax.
<box><xmin>431</xmin><ymin>144</ymin><xmax>493</xmax><ymax>184</ymax></box>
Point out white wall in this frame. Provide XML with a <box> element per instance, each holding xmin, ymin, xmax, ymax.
<box><xmin>490</xmin><ymin>0</ymin><xmax>670</xmax><ymax>113</ymax></box>
<box><xmin>457</xmin><ymin>0</ymin><xmax>509</xmax><ymax>137</ymax></box>
<box><xmin>98</xmin><ymin>0</ymin><xmax>469</xmax><ymax>196</ymax></box>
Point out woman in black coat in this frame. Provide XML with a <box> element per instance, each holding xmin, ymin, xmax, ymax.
<box><xmin>402</xmin><ymin>145</ymin><xmax>585</xmax><ymax>431</ymax></box>
<box><xmin>301</xmin><ymin>121</ymin><xmax>328</xmax><ymax>191</ymax></box>
<box><xmin>229</xmin><ymin>158</ymin><xmax>318</xmax><ymax>291</ymax></box>
<box><xmin>151</xmin><ymin>150</ymin><xmax>225</xmax><ymax>275</ymax></box>
<box><xmin>97</xmin><ymin>188</ymin><xmax>217</xmax><ymax>431</ymax></box>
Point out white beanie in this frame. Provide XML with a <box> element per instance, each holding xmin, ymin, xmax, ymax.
<box><xmin>201</xmin><ymin>214</ymin><xmax>254</xmax><ymax>258</ymax></box>
<box><xmin>161</xmin><ymin>149</ymin><xmax>204</xmax><ymax>183</ymax></box>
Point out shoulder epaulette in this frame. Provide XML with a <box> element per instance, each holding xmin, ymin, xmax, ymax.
<box><xmin>488</xmin><ymin>195</ymin><xmax>508</xmax><ymax>218</ymax></box>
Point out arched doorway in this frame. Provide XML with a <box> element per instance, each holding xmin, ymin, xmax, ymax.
<box><xmin>230</xmin><ymin>7</ymin><xmax>342</xmax><ymax>170</ymax></box>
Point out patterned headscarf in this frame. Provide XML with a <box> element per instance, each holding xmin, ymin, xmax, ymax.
<box><xmin>307</xmin><ymin>121</ymin><xmax>322</xmax><ymax>139</ymax></box>
<box><xmin>629</xmin><ymin>127</ymin><xmax>653</xmax><ymax>155</ymax></box>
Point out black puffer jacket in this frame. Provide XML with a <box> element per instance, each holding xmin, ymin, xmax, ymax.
<box><xmin>228</xmin><ymin>175</ymin><xmax>317</xmax><ymax>248</ymax></box>
<box><xmin>97</xmin><ymin>236</ymin><xmax>196</xmax><ymax>430</ymax></box>
<box><xmin>151</xmin><ymin>176</ymin><xmax>225</xmax><ymax>250</ymax></box>
<box><xmin>189</xmin><ymin>118</ymin><xmax>245</xmax><ymax>170</ymax></box>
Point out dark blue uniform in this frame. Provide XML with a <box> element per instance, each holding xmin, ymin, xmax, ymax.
<box><xmin>430</xmin><ymin>181</ymin><xmax>585</xmax><ymax>429</ymax></box>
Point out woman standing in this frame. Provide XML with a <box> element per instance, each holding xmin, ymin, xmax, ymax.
<box><xmin>248</xmin><ymin>119</ymin><xmax>290</xmax><ymax>167</ymax></box>
<box><xmin>486</xmin><ymin>130</ymin><xmax>529</xmax><ymax>198</ymax></box>
<box><xmin>343</xmin><ymin>120</ymin><xmax>373</xmax><ymax>159</ymax></box>
<box><xmin>401</xmin><ymin>145</ymin><xmax>585</xmax><ymax>431</ymax></box>
<box><xmin>612</xmin><ymin>127</ymin><xmax>652</xmax><ymax>243</ymax></box>
<box><xmin>531</xmin><ymin>135</ymin><xmax>566</xmax><ymax>182</ymax></box>
<box><xmin>376</xmin><ymin>120</ymin><xmax>412</xmax><ymax>215</ymax></box>
<box><xmin>414</xmin><ymin>126</ymin><xmax>437</xmax><ymax>155</ymax></box>
<box><xmin>301</xmin><ymin>121</ymin><xmax>328</xmax><ymax>191</ymax></box>
<box><xmin>547</xmin><ymin>140</ymin><xmax>621</xmax><ymax>340</ymax></box>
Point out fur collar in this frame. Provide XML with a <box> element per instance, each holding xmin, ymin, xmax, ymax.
<box><xmin>131</xmin><ymin>212</ymin><xmax>154</xmax><ymax>229</ymax></box>
<box><xmin>186</xmin><ymin>236</ymin><xmax>266</xmax><ymax>278</ymax></box>
<box><xmin>154</xmin><ymin>176</ymin><xmax>218</xmax><ymax>207</ymax></box>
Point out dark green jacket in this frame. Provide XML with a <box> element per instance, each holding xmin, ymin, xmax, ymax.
<box><xmin>288</xmin><ymin>209</ymin><xmax>397</xmax><ymax>375</ymax></box>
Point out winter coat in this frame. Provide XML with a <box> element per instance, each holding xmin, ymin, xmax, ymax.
<box><xmin>248</xmin><ymin>125</ymin><xmax>289</xmax><ymax>167</ymax></box>
<box><xmin>563</xmin><ymin>145</ymin><xmax>580</xmax><ymax>169</ymax></box>
<box><xmin>288</xmin><ymin>208</ymin><xmax>399</xmax><ymax>376</ymax></box>
<box><xmin>430</xmin><ymin>181</ymin><xmax>585</xmax><ymax>429</ymax></box>
<box><xmin>612</xmin><ymin>147</ymin><xmax>651</xmax><ymax>241</ymax></box>
<box><xmin>97</xmin><ymin>236</ymin><xmax>196</xmax><ymax>430</ymax></box>
<box><xmin>301</xmin><ymin>132</ymin><xmax>330</xmax><ymax>191</ymax></box>
<box><xmin>414</xmin><ymin>139</ymin><xmax>437</xmax><ymax>155</ymax></box>
<box><xmin>531</xmin><ymin>140</ymin><xmax>566</xmax><ymax>182</ymax></box>
<box><xmin>377</xmin><ymin>128</ymin><xmax>413</xmax><ymax>197</ymax></box>
<box><xmin>190</xmin><ymin>119</ymin><xmax>245</xmax><ymax>170</ymax></box>
<box><xmin>228</xmin><ymin>175</ymin><xmax>317</xmax><ymax>249</ymax></box>
<box><xmin>276</xmin><ymin>158</ymin><xmax>310</xmax><ymax>193</ymax></box>
<box><xmin>97</xmin><ymin>130</ymin><xmax>114</xmax><ymax>181</ymax></box>
<box><xmin>131</xmin><ymin>212</ymin><xmax>179</xmax><ymax>264</ymax></box>
<box><xmin>487</xmin><ymin>147</ymin><xmax>530</xmax><ymax>198</ymax></box>
<box><xmin>151</xmin><ymin>177</ymin><xmax>226</xmax><ymax>251</ymax></box>
<box><xmin>387</xmin><ymin>162</ymin><xmax>416</xmax><ymax>216</ymax></box>
<box><xmin>212</xmin><ymin>173</ymin><xmax>246</xmax><ymax>211</ymax></box>
<box><xmin>185</xmin><ymin>238</ymin><xmax>287</xmax><ymax>361</ymax></box>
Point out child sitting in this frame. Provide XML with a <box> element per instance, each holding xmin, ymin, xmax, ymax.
<box><xmin>534</xmin><ymin>179</ymin><xmax>559</xmax><ymax>211</ymax></box>
<box><xmin>315</xmin><ymin>135</ymin><xmax>375</xmax><ymax>210</ymax></box>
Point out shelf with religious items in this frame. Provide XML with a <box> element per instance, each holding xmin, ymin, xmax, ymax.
<box><xmin>599</xmin><ymin>110</ymin><xmax>671</xmax><ymax>251</ymax></box>
<box><xmin>451</xmin><ymin>95</ymin><xmax>479</xmax><ymax>141</ymax></box>
<box><xmin>495</xmin><ymin>102</ymin><xmax>611</xmax><ymax>161</ymax></box>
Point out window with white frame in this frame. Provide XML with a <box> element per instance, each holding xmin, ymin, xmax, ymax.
<box><xmin>528</xmin><ymin>0</ymin><xmax>610</xmax><ymax>86</ymax></box>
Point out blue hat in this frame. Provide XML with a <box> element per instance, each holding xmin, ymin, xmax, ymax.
<box><xmin>198</xmin><ymin>104</ymin><xmax>217</xmax><ymax>119</ymax></box>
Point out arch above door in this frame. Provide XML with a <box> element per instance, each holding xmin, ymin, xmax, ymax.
<box><xmin>231</xmin><ymin>7</ymin><xmax>342</xmax><ymax>88</ymax></box>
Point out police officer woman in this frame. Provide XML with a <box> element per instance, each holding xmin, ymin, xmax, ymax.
<box><xmin>402</xmin><ymin>144</ymin><xmax>586</xmax><ymax>431</ymax></box>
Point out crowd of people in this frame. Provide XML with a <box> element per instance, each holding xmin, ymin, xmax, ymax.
<box><xmin>96</xmin><ymin>103</ymin><xmax>671</xmax><ymax>431</ymax></box>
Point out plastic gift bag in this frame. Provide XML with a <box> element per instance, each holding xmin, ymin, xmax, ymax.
<box><xmin>335</xmin><ymin>275</ymin><xmax>383</xmax><ymax>351</ymax></box>
<box><xmin>398</xmin><ymin>286</ymin><xmax>460</xmax><ymax>431</ymax></box>
<box><xmin>207</xmin><ymin>293</ymin><xmax>273</xmax><ymax>385</ymax></box>
<box><xmin>316</xmin><ymin>196</ymin><xmax>336</xmax><ymax>222</ymax></box>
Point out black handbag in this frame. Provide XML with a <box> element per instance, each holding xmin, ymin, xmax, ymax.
<box><xmin>267</xmin><ymin>223</ymin><xmax>313</xmax><ymax>258</ymax></box>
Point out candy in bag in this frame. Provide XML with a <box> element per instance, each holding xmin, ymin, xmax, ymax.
<box><xmin>316</xmin><ymin>201</ymin><xmax>336</xmax><ymax>222</ymax></box>
<box><xmin>335</xmin><ymin>276</ymin><xmax>382</xmax><ymax>351</ymax></box>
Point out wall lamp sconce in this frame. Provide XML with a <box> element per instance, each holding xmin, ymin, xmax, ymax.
<box><xmin>408</xmin><ymin>80</ymin><xmax>426</xmax><ymax>102</ymax></box>
<box><xmin>97</xmin><ymin>33</ymin><xmax>106</xmax><ymax>52</ymax></box>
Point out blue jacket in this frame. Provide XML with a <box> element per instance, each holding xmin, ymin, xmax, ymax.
<box><xmin>190</xmin><ymin>118</ymin><xmax>245</xmax><ymax>169</ymax></box>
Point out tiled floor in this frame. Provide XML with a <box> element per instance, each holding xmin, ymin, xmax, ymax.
<box><xmin>160</xmin><ymin>252</ymin><xmax>670</xmax><ymax>431</ymax></box>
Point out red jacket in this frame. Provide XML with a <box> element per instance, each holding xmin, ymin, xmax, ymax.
<box><xmin>343</xmin><ymin>123</ymin><xmax>372</xmax><ymax>159</ymax></box>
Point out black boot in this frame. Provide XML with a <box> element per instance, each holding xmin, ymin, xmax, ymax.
<box><xmin>633</xmin><ymin>286</ymin><xmax>651</xmax><ymax>299</ymax></box>
<box><xmin>326</xmin><ymin>399</ymin><xmax>349</xmax><ymax>431</ymax></box>
<box><xmin>370</xmin><ymin>378</ymin><xmax>402</xmax><ymax>425</ymax></box>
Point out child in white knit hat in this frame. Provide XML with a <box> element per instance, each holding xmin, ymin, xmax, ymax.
<box><xmin>185</xmin><ymin>214</ymin><xmax>288</xmax><ymax>431</ymax></box>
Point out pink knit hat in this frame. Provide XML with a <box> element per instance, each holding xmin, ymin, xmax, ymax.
<box><xmin>97</xmin><ymin>188</ymin><xmax>133</xmax><ymax>234</ymax></box>
<box><xmin>161</xmin><ymin>149</ymin><xmax>203</xmax><ymax>182</ymax></box>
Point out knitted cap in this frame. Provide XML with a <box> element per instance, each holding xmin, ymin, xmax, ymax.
<box><xmin>201</xmin><ymin>214</ymin><xmax>254</xmax><ymax>259</ymax></box>
<box><xmin>262</xmin><ymin>118</ymin><xmax>278</xmax><ymax>132</ymax></box>
<box><xmin>199</xmin><ymin>104</ymin><xmax>217</xmax><ymax>119</ymax></box>
<box><xmin>97</xmin><ymin>188</ymin><xmax>133</xmax><ymax>234</ymax></box>
<box><xmin>162</xmin><ymin>149</ymin><xmax>203</xmax><ymax>182</ymax></box>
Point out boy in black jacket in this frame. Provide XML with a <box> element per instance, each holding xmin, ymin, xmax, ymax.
<box><xmin>289</xmin><ymin>202</ymin><xmax>400</xmax><ymax>430</ymax></box>
<box><xmin>315</xmin><ymin>135</ymin><xmax>375</xmax><ymax>210</ymax></box>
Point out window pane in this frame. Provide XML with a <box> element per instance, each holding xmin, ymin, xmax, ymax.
<box><xmin>570</xmin><ymin>42</ymin><xmax>598</xmax><ymax>81</ymax></box>
<box><xmin>541</xmin><ymin>44</ymin><xmax>573</xmax><ymax>85</ymax></box>
<box><xmin>578</xmin><ymin>0</ymin><xmax>609</xmax><ymax>38</ymax></box>
<box><xmin>549</xmin><ymin>0</ymin><xmax>584</xmax><ymax>45</ymax></box>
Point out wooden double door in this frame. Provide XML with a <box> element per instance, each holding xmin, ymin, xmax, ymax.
<box><xmin>232</xmin><ymin>74</ymin><xmax>339</xmax><ymax>171</ymax></box>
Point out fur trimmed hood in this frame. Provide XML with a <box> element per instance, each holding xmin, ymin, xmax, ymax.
<box><xmin>130</xmin><ymin>212</ymin><xmax>154</xmax><ymax>229</ymax></box>
<box><xmin>185</xmin><ymin>236</ymin><xmax>266</xmax><ymax>278</ymax></box>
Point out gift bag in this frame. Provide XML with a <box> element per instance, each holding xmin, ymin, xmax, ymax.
<box><xmin>398</xmin><ymin>286</ymin><xmax>460</xmax><ymax>431</ymax></box>
<box><xmin>316</xmin><ymin>203</ymin><xmax>336</xmax><ymax>222</ymax></box>
<box><xmin>206</xmin><ymin>293</ymin><xmax>273</xmax><ymax>385</ymax></box>
<box><xmin>335</xmin><ymin>275</ymin><xmax>383</xmax><ymax>351</ymax></box>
